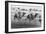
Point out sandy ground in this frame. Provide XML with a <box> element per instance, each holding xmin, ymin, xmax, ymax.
<box><xmin>11</xmin><ymin>19</ymin><xmax>41</xmax><ymax>28</ymax></box>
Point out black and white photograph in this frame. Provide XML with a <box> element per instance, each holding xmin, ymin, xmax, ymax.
<box><xmin>11</xmin><ymin>5</ymin><xmax>42</xmax><ymax>28</ymax></box>
<box><xmin>5</xmin><ymin>1</ymin><xmax>45</xmax><ymax>33</ymax></box>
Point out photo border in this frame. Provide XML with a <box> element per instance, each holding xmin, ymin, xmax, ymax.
<box><xmin>5</xmin><ymin>1</ymin><xmax>45</xmax><ymax>33</ymax></box>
